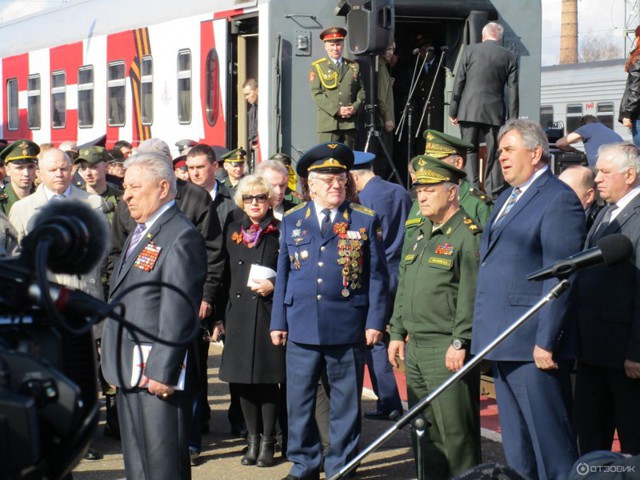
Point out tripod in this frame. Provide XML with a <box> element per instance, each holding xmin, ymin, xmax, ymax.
<box><xmin>363</xmin><ymin>54</ymin><xmax>403</xmax><ymax>185</ymax></box>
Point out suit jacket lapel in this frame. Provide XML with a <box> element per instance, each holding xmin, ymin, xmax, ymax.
<box><xmin>111</xmin><ymin>205</ymin><xmax>179</xmax><ymax>293</ymax></box>
<box><xmin>599</xmin><ymin>194</ymin><xmax>640</xmax><ymax>240</ymax></box>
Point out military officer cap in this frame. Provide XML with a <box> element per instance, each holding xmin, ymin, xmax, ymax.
<box><xmin>412</xmin><ymin>155</ymin><xmax>466</xmax><ymax>186</ymax></box>
<box><xmin>423</xmin><ymin>130</ymin><xmax>473</xmax><ymax>159</ymax></box>
<box><xmin>320</xmin><ymin>26</ymin><xmax>347</xmax><ymax>42</ymax></box>
<box><xmin>74</xmin><ymin>146</ymin><xmax>109</xmax><ymax>165</ymax></box>
<box><xmin>221</xmin><ymin>147</ymin><xmax>247</xmax><ymax>163</ymax></box>
<box><xmin>211</xmin><ymin>145</ymin><xmax>229</xmax><ymax>164</ymax></box>
<box><xmin>269</xmin><ymin>152</ymin><xmax>292</xmax><ymax>166</ymax></box>
<box><xmin>107</xmin><ymin>148</ymin><xmax>125</xmax><ymax>164</ymax></box>
<box><xmin>296</xmin><ymin>142</ymin><xmax>354</xmax><ymax>178</ymax></box>
<box><xmin>173</xmin><ymin>154</ymin><xmax>187</xmax><ymax>170</ymax></box>
<box><xmin>0</xmin><ymin>139</ymin><xmax>40</xmax><ymax>165</ymax></box>
<box><xmin>352</xmin><ymin>151</ymin><xmax>376</xmax><ymax>170</ymax></box>
<box><xmin>175</xmin><ymin>138</ymin><xmax>197</xmax><ymax>154</ymax></box>
<box><xmin>76</xmin><ymin>134</ymin><xmax>107</xmax><ymax>150</ymax></box>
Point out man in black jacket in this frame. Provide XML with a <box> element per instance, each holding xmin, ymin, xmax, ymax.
<box><xmin>449</xmin><ymin>22</ymin><xmax>519</xmax><ymax>198</ymax></box>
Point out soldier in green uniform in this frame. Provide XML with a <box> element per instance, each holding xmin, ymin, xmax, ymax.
<box><xmin>309</xmin><ymin>26</ymin><xmax>365</xmax><ymax>148</ymax></box>
<box><xmin>0</xmin><ymin>140</ymin><xmax>39</xmax><ymax>216</ymax></box>
<box><xmin>389</xmin><ymin>156</ymin><xmax>481</xmax><ymax>480</ymax></box>
<box><xmin>220</xmin><ymin>147</ymin><xmax>247</xmax><ymax>192</ymax></box>
<box><xmin>402</xmin><ymin>130</ymin><xmax>493</xmax><ymax>260</ymax></box>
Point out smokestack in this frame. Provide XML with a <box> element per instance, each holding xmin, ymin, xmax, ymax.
<box><xmin>560</xmin><ymin>0</ymin><xmax>578</xmax><ymax>64</ymax></box>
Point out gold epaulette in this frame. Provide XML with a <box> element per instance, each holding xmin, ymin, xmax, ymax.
<box><xmin>290</xmin><ymin>190</ymin><xmax>304</xmax><ymax>200</ymax></box>
<box><xmin>350</xmin><ymin>203</ymin><xmax>375</xmax><ymax>216</ymax></box>
<box><xmin>284</xmin><ymin>201</ymin><xmax>307</xmax><ymax>217</ymax></box>
<box><xmin>312</xmin><ymin>58</ymin><xmax>328</xmax><ymax>66</ymax></box>
<box><xmin>462</xmin><ymin>216</ymin><xmax>482</xmax><ymax>234</ymax></box>
<box><xmin>468</xmin><ymin>187</ymin><xmax>493</xmax><ymax>204</ymax></box>
<box><xmin>405</xmin><ymin>216</ymin><xmax>424</xmax><ymax>227</ymax></box>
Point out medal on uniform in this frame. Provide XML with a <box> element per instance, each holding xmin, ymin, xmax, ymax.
<box><xmin>134</xmin><ymin>242</ymin><xmax>162</xmax><ymax>271</ymax></box>
<box><xmin>300</xmin><ymin>250</ymin><xmax>309</xmax><ymax>260</ymax></box>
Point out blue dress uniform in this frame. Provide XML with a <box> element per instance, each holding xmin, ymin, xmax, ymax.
<box><xmin>271</xmin><ymin>143</ymin><xmax>389</xmax><ymax>480</ymax></box>
<box><xmin>355</xmin><ymin>153</ymin><xmax>410</xmax><ymax>417</ymax></box>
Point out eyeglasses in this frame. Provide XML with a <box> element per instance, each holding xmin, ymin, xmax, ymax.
<box><xmin>242</xmin><ymin>193</ymin><xmax>269</xmax><ymax>204</ymax></box>
<box><xmin>315</xmin><ymin>175</ymin><xmax>348</xmax><ymax>187</ymax></box>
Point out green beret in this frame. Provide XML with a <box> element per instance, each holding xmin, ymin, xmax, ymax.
<box><xmin>74</xmin><ymin>146</ymin><xmax>109</xmax><ymax>165</ymax></box>
<box><xmin>423</xmin><ymin>130</ymin><xmax>473</xmax><ymax>159</ymax></box>
<box><xmin>0</xmin><ymin>139</ymin><xmax>39</xmax><ymax>165</ymax></box>
<box><xmin>412</xmin><ymin>155</ymin><xmax>466</xmax><ymax>186</ymax></box>
<box><xmin>221</xmin><ymin>147</ymin><xmax>247</xmax><ymax>163</ymax></box>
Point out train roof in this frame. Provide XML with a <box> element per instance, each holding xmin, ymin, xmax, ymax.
<box><xmin>0</xmin><ymin>0</ymin><xmax>256</xmax><ymax>58</ymax></box>
<box><xmin>541</xmin><ymin>58</ymin><xmax>625</xmax><ymax>73</ymax></box>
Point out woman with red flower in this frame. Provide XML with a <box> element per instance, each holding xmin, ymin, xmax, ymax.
<box><xmin>218</xmin><ymin>174</ymin><xmax>284</xmax><ymax>468</ymax></box>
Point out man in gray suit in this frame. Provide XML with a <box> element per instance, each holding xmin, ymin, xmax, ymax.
<box><xmin>101</xmin><ymin>151</ymin><xmax>207</xmax><ymax>479</ymax></box>
<box><xmin>574</xmin><ymin>142</ymin><xmax>640</xmax><ymax>456</ymax></box>
<box><xmin>449</xmin><ymin>22</ymin><xmax>519</xmax><ymax>198</ymax></box>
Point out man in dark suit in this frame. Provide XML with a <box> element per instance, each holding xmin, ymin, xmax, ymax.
<box><xmin>449</xmin><ymin>22</ymin><xmax>519</xmax><ymax>198</ymax></box>
<box><xmin>471</xmin><ymin>119</ymin><xmax>585</xmax><ymax>480</ymax></box>
<box><xmin>574</xmin><ymin>142</ymin><xmax>640</xmax><ymax>456</ymax></box>
<box><xmin>101</xmin><ymin>151</ymin><xmax>207</xmax><ymax>479</ymax></box>
<box><xmin>349</xmin><ymin>151</ymin><xmax>409</xmax><ymax>420</ymax></box>
<box><xmin>270</xmin><ymin>142</ymin><xmax>389</xmax><ymax>480</ymax></box>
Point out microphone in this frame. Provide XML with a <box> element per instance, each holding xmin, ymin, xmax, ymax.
<box><xmin>412</xmin><ymin>48</ymin><xmax>420</xmax><ymax>55</ymax></box>
<box><xmin>99</xmin><ymin>199</ymin><xmax>116</xmax><ymax>215</ymax></box>
<box><xmin>21</xmin><ymin>199</ymin><xmax>110</xmax><ymax>275</ymax></box>
<box><xmin>440</xmin><ymin>46</ymin><xmax>449</xmax><ymax>52</ymax></box>
<box><xmin>527</xmin><ymin>234</ymin><xmax>633</xmax><ymax>281</ymax></box>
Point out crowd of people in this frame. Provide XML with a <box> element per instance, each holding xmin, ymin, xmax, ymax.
<box><xmin>1</xmin><ymin>19</ymin><xmax>640</xmax><ymax>480</ymax></box>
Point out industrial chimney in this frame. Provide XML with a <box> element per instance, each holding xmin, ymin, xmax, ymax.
<box><xmin>560</xmin><ymin>0</ymin><xmax>578</xmax><ymax>64</ymax></box>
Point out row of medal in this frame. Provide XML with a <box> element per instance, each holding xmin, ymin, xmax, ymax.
<box><xmin>338</xmin><ymin>238</ymin><xmax>363</xmax><ymax>297</ymax></box>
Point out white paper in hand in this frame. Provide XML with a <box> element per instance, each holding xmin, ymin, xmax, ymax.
<box><xmin>247</xmin><ymin>263</ymin><xmax>277</xmax><ymax>288</ymax></box>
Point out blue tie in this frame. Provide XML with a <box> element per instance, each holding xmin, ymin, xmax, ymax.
<box><xmin>492</xmin><ymin>188</ymin><xmax>521</xmax><ymax>231</ymax></box>
<box><xmin>125</xmin><ymin>223</ymin><xmax>146</xmax><ymax>261</ymax></box>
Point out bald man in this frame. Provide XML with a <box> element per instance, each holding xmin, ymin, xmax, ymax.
<box><xmin>558</xmin><ymin>166</ymin><xmax>600</xmax><ymax>230</ymax></box>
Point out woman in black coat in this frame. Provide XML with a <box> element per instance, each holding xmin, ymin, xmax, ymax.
<box><xmin>218</xmin><ymin>174</ymin><xmax>284</xmax><ymax>468</ymax></box>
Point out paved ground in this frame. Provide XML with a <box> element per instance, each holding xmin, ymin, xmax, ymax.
<box><xmin>72</xmin><ymin>345</ymin><xmax>505</xmax><ymax>479</ymax></box>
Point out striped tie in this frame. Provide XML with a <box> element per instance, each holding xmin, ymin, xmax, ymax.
<box><xmin>125</xmin><ymin>223</ymin><xmax>146</xmax><ymax>261</ymax></box>
<box><xmin>491</xmin><ymin>188</ymin><xmax>521</xmax><ymax>231</ymax></box>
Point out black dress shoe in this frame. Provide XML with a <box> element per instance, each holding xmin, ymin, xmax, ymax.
<box><xmin>364</xmin><ymin>409</ymin><xmax>402</xmax><ymax>421</ymax></box>
<box><xmin>281</xmin><ymin>473</ymin><xmax>320</xmax><ymax>480</ymax></box>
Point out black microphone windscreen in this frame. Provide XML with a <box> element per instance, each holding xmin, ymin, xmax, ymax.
<box><xmin>26</xmin><ymin>199</ymin><xmax>109</xmax><ymax>274</ymax></box>
<box><xmin>596</xmin><ymin>233</ymin><xmax>633</xmax><ymax>266</ymax></box>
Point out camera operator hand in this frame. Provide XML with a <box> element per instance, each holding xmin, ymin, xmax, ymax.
<box><xmin>148</xmin><ymin>379</ymin><xmax>175</xmax><ymax>399</ymax></box>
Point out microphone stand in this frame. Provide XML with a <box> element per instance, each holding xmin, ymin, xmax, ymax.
<box><xmin>415</xmin><ymin>47</ymin><xmax>447</xmax><ymax>138</ymax></box>
<box><xmin>395</xmin><ymin>52</ymin><xmax>427</xmax><ymax>138</ymax></box>
<box><xmin>329</xmin><ymin>279</ymin><xmax>572</xmax><ymax>480</ymax></box>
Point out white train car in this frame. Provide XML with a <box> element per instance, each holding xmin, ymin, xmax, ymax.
<box><xmin>0</xmin><ymin>0</ymin><xmax>543</xmax><ymax>161</ymax></box>
<box><xmin>540</xmin><ymin>58</ymin><xmax>631</xmax><ymax>141</ymax></box>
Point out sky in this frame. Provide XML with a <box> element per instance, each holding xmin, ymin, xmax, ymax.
<box><xmin>0</xmin><ymin>0</ymin><xmax>632</xmax><ymax>66</ymax></box>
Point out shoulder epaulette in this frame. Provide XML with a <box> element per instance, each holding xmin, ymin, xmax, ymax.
<box><xmin>312</xmin><ymin>58</ymin><xmax>328</xmax><ymax>66</ymax></box>
<box><xmin>284</xmin><ymin>201</ymin><xmax>307</xmax><ymax>216</ymax></box>
<box><xmin>343</xmin><ymin>58</ymin><xmax>356</xmax><ymax>64</ymax></box>
<box><xmin>468</xmin><ymin>187</ymin><xmax>493</xmax><ymax>204</ymax></box>
<box><xmin>350</xmin><ymin>203</ymin><xmax>375</xmax><ymax>216</ymax></box>
<box><xmin>290</xmin><ymin>190</ymin><xmax>303</xmax><ymax>200</ymax></box>
<box><xmin>462</xmin><ymin>216</ymin><xmax>482</xmax><ymax>235</ymax></box>
<box><xmin>405</xmin><ymin>216</ymin><xmax>424</xmax><ymax>227</ymax></box>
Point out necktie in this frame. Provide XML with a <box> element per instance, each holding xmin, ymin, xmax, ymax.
<box><xmin>125</xmin><ymin>223</ymin><xmax>146</xmax><ymax>261</ymax></box>
<box><xmin>321</xmin><ymin>209</ymin><xmax>332</xmax><ymax>236</ymax></box>
<box><xmin>52</xmin><ymin>194</ymin><xmax>66</xmax><ymax>200</ymax></box>
<box><xmin>590</xmin><ymin>204</ymin><xmax>617</xmax><ymax>243</ymax></box>
<box><xmin>491</xmin><ymin>187</ymin><xmax>521</xmax><ymax>231</ymax></box>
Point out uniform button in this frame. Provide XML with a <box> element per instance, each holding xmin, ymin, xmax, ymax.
<box><xmin>320</xmin><ymin>246</ymin><xmax>326</xmax><ymax>252</ymax></box>
<box><xmin>317</xmin><ymin>278</ymin><xmax>323</xmax><ymax>284</ymax></box>
<box><xmin>318</xmin><ymin>262</ymin><xmax>324</xmax><ymax>267</ymax></box>
<box><xmin>317</xmin><ymin>295</ymin><xmax>322</xmax><ymax>301</ymax></box>
<box><xmin>238</xmin><ymin>260</ymin><xmax>244</xmax><ymax>265</ymax></box>
<box><xmin>252</xmin><ymin>294</ymin><xmax>257</xmax><ymax>300</ymax></box>
<box><xmin>481</xmin><ymin>262</ymin><xmax>486</xmax><ymax>267</ymax></box>
<box><xmin>236</xmin><ymin>293</ymin><xmax>241</xmax><ymax>298</ymax></box>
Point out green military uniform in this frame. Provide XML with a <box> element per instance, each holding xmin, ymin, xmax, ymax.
<box><xmin>390</xmin><ymin>156</ymin><xmax>481</xmax><ymax>479</ymax></box>
<box><xmin>0</xmin><ymin>139</ymin><xmax>39</xmax><ymax>216</ymax></box>
<box><xmin>221</xmin><ymin>147</ymin><xmax>246</xmax><ymax>192</ymax></box>
<box><xmin>309</xmin><ymin>27</ymin><xmax>365</xmax><ymax>149</ymax></box>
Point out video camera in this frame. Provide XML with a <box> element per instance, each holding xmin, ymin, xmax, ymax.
<box><xmin>0</xmin><ymin>200</ymin><xmax>110</xmax><ymax>480</ymax></box>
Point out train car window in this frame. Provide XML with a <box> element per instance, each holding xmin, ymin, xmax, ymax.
<box><xmin>205</xmin><ymin>49</ymin><xmax>219</xmax><ymax>126</ymax></box>
<box><xmin>566</xmin><ymin>104</ymin><xmax>583</xmax><ymax>134</ymax></box>
<box><xmin>177</xmin><ymin>50</ymin><xmax>192</xmax><ymax>124</ymax></box>
<box><xmin>141</xmin><ymin>56</ymin><xmax>153</xmax><ymax>125</ymax></box>
<box><xmin>28</xmin><ymin>75</ymin><xmax>41</xmax><ymax>130</ymax></box>
<box><xmin>540</xmin><ymin>105</ymin><xmax>554</xmax><ymax>128</ymax></box>
<box><xmin>108</xmin><ymin>61</ymin><xmax>126</xmax><ymax>127</ymax></box>
<box><xmin>78</xmin><ymin>66</ymin><xmax>94</xmax><ymax>128</ymax></box>
<box><xmin>6</xmin><ymin>78</ymin><xmax>18</xmax><ymax>131</ymax></box>
<box><xmin>51</xmin><ymin>71</ymin><xmax>66</xmax><ymax>129</ymax></box>
<box><xmin>596</xmin><ymin>102</ymin><xmax>615</xmax><ymax>130</ymax></box>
